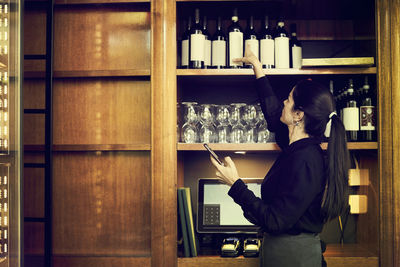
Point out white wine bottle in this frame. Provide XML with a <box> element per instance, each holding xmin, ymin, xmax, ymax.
<box><xmin>260</xmin><ymin>15</ymin><xmax>274</xmax><ymax>69</ymax></box>
<box><xmin>244</xmin><ymin>15</ymin><xmax>259</xmax><ymax>68</ymax></box>
<box><xmin>203</xmin><ymin>16</ymin><xmax>212</xmax><ymax>69</ymax></box>
<box><xmin>228</xmin><ymin>8</ymin><xmax>243</xmax><ymax>68</ymax></box>
<box><xmin>189</xmin><ymin>8</ymin><xmax>205</xmax><ymax>69</ymax></box>
<box><xmin>180</xmin><ymin>17</ymin><xmax>191</xmax><ymax>69</ymax></box>
<box><xmin>290</xmin><ymin>23</ymin><xmax>302</xmax><ymax>69</ymax></box>
<box><xmin>274</xmin><ymin>19</ymin><xmax>289</xmax><ymax>69</ymax></box>
<box><xmin>212</xmin><ymin>16</ymin><xmax>226</xmax><ymax>69</ymax></box>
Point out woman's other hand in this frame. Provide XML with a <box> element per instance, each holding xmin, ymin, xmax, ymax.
<box><xmin>209</xmin><ymin>155</ymin><xmax>240</xmax><ymax>186</ymax></box>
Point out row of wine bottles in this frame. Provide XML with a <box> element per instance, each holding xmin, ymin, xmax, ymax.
<box><xmin>179</xmin><ymin>8</ymin><xmax>302</xmax><ymax>69</ymax></box>
<box><xmin>331</xmin><ymin>76</ymin><xmax>376</xmax><ymax>141</ymax></box>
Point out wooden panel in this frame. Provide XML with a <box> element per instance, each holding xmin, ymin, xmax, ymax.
<box><xmin>24</xmin><ymin>8</ymin><xmax>46</xmax><ymax>55</ymax></box>
<box><xmin>151</xmin><ymin>0</ymin><xmax>177</xmax><ymax>266</ymax></box>
<box><xmin>24</xmin><ymin>222</ymin><xmax>44</xmax><ymax>255</ymax></box>
<box><xmin>24</xmin><ymin>60</ymin><xmax>46</xmax><ymax>73</ymax></box>
<box><xmin>54</xmin><ymin>6</ymin><xmax>150</xmax><ymax>72</ymax></box>
<box><xmin>23</xmin><ymin>114</ymin><xmax>45</xmax><ymax>145</ymax></box>
<box><xmin>24</xmin><ymin>168</ymin><xmax>45</xmax><ymax>218</ymax></box>
<box><xmin>356</xmin><ymin>154</ymin><xmax>379</xmax><ymax>255</ymax></box>
<box><xmin>53</xmin><ymin>69</ymin><xmax>150</xmax><ymax>78</ymax></box>
<box><xmin>377</xmin><ymin>0</ymin><xmax>395</xmax><ymax>267</ymax></box>
<box><xmin>390</xmin><ymin>1</ymin><xmax>400</xmax><ymax>265</ymax></box>
<box><xmin>23</xmin><ymin>79</ymin><xmax>45</xmax><ymax>110</ymax></box>
<box><xmin>23</xmin><ymin>152</ymin><xmax>45</xmax><ymax>164</ymax></box>
<box><xmin>53</xmin><ymin>78</ymin><xmax>150</xmax><ymax>145</ymax></box>
<box><xmin>53</xmin><ymin>257</ymin><xmax>150</xmax><ymax>267</ymax></box>
<box><xmin>52</xmin><ymin>151</ymin><xmax>151</xmax><ymax>256</ymax></box>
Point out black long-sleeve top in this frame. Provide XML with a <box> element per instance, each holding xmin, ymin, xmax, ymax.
<box><xmin>228</xmin><ymin>76</ymin><xmax>327</xmax><ymax>235</ymax></box>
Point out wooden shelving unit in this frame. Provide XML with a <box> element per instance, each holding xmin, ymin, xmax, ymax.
<box><xmin>177</xmin><ymin>67</ymin><xmax>377</xmax><ymax>76</ymax></box>
<box><xmin>177</xmin><ymin>142</ymin><xmax>378</xmax><ymax>151</ymax></box>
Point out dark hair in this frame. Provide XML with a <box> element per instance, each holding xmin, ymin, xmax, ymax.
<box><xmin>292</xmin><ymin>79</ymin><xmax>350</xmax><ymax>222</ymax></box>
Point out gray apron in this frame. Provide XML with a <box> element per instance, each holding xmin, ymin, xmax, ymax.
<box><xmin>260</xmin><ymin>233</ymin><xmax>322</xmax><ymax>267</ymax></box>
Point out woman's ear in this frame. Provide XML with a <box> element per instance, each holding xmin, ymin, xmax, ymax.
<box><xmin>293</xmin><ymin>110</ymin><xmax>305</xmax><ymax>122</ymax></box>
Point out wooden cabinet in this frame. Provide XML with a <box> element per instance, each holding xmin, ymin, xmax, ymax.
<box><xmin>23</xmin><ymin>0</ymin><xmax>400</xmax><ymax>267</ymax></box>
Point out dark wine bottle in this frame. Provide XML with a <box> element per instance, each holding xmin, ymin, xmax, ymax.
<box><xmin>180</xmin><ymin>17</ymin><xmax>191</xmax><ymax>69</ymax></box>
<box><xmin>211</xmin><ymin>16</ymin><xmax>226</xmax><ymax>69</ymax></box>
<box><xmin>189</xmin><ymin>8</ymin><xmax>205</xmax><ymax>69</ymax></box>
<box><xmin>259</xmin><ymin>15</ymin><xmax>274</xmax><ymax>69</ymax></box>
<box><xmin>289</xmin><ymin>23</ymin><xmax>302</xmax><ymax>69</ymax></box>
<box><xmin>274</xmin><ymin>19</ymin><xmax>289</xmax><ymax>69</ymax></box>
<box><xmin>244</xmin><ymin>15</ymin><xmax>259</xmax><ymax>68</ymax></box>
<box><xmin>228</xmin><ymin>8</ymin><xmax>243</xmax><ymax>68</ymax></box>
<box><xmin>203</xmin><ymin>16</ymin><xmax>211</xmax><ymax>69</ymax></box>
<box><xmin>359</xmin><ymin>76</ymin><xmax>376</xmax><ymax>141</ymax></box>
<box><xmin>343</xmin><ymin>79</ymin><xmax>359</xmax><ymax>141</ymax></box>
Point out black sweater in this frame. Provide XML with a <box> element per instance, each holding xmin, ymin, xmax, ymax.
<box><xmin>228</xmin><ymin>76</ymin><xmax>326</xmax><ymax>235</ymax></box>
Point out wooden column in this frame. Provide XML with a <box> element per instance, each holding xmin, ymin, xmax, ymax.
<box><xmin>377</xmin><ymin>0</ymin><xmax>400</xmax><ymax>266</ymax></box>
<box><xmin>151</xmin><ymin>0</ymin><xmax>177</xmax><ymax>266</ymax></box>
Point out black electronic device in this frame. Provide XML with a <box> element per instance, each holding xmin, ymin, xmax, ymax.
<box><xmin>197</xmin><ymin>178</ymin><xmax>263</xmax><ymax>233</ymax></box>
<box><xmin>203</xmin><ymin>143</ymin><xmax>224</xmax><ymax>166</ymax></box>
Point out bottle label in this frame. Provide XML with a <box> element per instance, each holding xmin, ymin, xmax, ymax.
<box><xmin>204</xmin><ymin>39</ymin><xmax>211</xmax><ymax>66</ymax></box>
<box><xmin>291</xmin><ymin>46</ymin><xmax>302</xmax><ymax>69</ymax></box>
<box><xmin>343</xmin><ymin>107</ymin><xmax>360</xmax><ymax>131</ymax></box>
<box><xmin>212</xmin><ymin>40</ymin><xmax>226</xmax><ymax>67</ymax></box>
<box><xmin>229</xmin><ymin>31</ymin><xmax>243</xmax><ymax>67</ymax></box>
<box><xmin>245</xmin><ymin>39</ymin><xmax>259</xmax><ymax>59</ymax></box>
<box><xmin>181</xmin><ymin>39</ymin><xmax>189</xmax><ymax>66</ymax></box>
<box><xmin>360</xmin><ymin>106</ymin><xmax>376</xmax><ymax>130</ymax></box>
<box><xmin>275</xmin><ymin>37</ymin><xmax>289</xmax><ymax>68</ymax></box>
<box><xmin>190</xmin><ymin>33</ymin><xmax>205</xmax><ymax>61</ymax></box>
<box><xmin>260</xmin><ymin>39</ymin><xmax>274</xmax><ymax>66</ymax></box>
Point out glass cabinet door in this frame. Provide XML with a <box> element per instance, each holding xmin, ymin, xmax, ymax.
<box><xmin>0</xmin><ymin>0</ymin><xmax>22</xmax><ymax>266</ymax></box>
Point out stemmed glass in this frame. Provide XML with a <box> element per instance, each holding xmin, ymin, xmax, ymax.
<box><xmin>181</xmin><ymin>102</ymin><xmax>199</xmax><ymax>143</ymax></box>
<box><xmin>199</xmin><ymin>104</ymin><xmax>217</xmax><ymax>143</ymax></box>
<box><xmin>229</xmin><ymin>103</ymin><xmax>246</xmax><ymax>143</ymax></box>
<box><xmin>216</xmin><ymin>105</ymin><xmax>231</xmax><ymax>143</ymax></box>
<box><xmin>243</xmin><ymin>104</ymin><xmax>259</xmax><ymax>143</ymax></box>
<box><xmin>256</xmin><ymin>104</ymin><xmax>270</xmax><ymax>143</ymax></box>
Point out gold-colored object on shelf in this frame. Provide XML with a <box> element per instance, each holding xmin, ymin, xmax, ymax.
<box><xmin>302</xmin><ymin>57</ymin><xmax>375</xmax><ymax>67</ymax></box>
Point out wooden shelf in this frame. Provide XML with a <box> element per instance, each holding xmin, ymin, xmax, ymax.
<box><xmin>24</xmin><ymin>70</ymin><xmax>150</xmax><ymax>79</ymax></box>
<box><xmin>55</xmin><ymin>0</ymin><xmax>150</xmax><ymax>4</ymax></box>
<box><xmin>178</xmin><ymin>244</ymin><xmax>378</xmax><ymax>267</ymax></box>
<box><xmin>24</xmin><ymin>144</ymin><xmax>151</xmax><ymax>151</ymax></box>
<box><xmin>177</xmin><ymin>142</ymin><xmax>377</xmax><ymax>151</ymax></box>
<box><xmin>177</xmin><ymin>67</ymin><xmax>376</xmax><ymax>76</ymax></box>
<box><xmin>54</xmin><ymin>69</ymin><xmax>150</xmax><ymax>78</ymax></box>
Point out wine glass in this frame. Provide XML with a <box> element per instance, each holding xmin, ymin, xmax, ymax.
<box><xmin>257</xmin><ymin>121</ymin><xmax>270</xmax><ymax>143</ymax></box>
<box><xmin>245</xmin><ymin>124</ymin><xmax>258</xmax><ymax>143</ymax></box>
<box><xmin>217</xmin><ymin>125</ymin><xmax>231</xmax><ymax>143</ymax></box>
<box><xmin>200</xmin><ymin>123</ymin><xmax>217</xmax><ymax>143</ymax></box>
<box><xmin>216</xmin><ymin>105</ymin><xmax>230</xmax><ymax>126</ymax></box>
<box><xmin>199</xmin><ymin>104</ymin><xmax>215</xmax><ymax>126</ymax></box>
<box><xmin>243</xmin><ymin>104</ymin><xmax>259</xmax><ymax>127</ymax></box>
<box><xmin>229</xmin><ymin>103</ymin><xmax>246</xmax><ymax>126</ymax></box>
<box><xmin>181</xmin><ymin>123</ymin><xmax>198</xmax><ymax>143</ymax></box>
<box><xmin>182</xmin><ymin>102</ymin><xmax>199</xmax><ymax>125</ymax></box>
<box><xmin>231</xmin><ymin>124</ymin><xmax>245</xmax><ymax>143</ymax></box>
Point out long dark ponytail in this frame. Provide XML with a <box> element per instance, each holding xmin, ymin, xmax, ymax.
<box><xmin>322</xmin><ymin>114</ymin><xmax>350</xmax><ymax>221</ymax></box>
<box><xmin>292</xmin><ymin>80</ymin><xmax>349</xmax><ymax>222</ymax></box>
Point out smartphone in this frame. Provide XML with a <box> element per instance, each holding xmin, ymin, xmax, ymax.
<box><xmin>203</xmin><ymin>143</ymin><xmax>224</xmax><ymax>166</ymax></box>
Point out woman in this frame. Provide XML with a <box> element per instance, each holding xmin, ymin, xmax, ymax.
<box><xmin>209</xmin><ymin>50</ymin><xmax>350</xmax><ymax>266</ymax></box>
